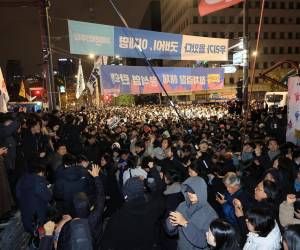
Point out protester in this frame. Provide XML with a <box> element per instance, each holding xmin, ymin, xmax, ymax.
<box><xmin>279</xmin><ymin>194</ymin><xmax>300</xmax><ymax>227</ymax></box>
<box><xmin>101</xmin><ymin>176</ymin><xmax>165</xmax><ymax>250</ymax></box>
<box><xmin>243</xmin><ymin>207</ymin><xmax>281</xmax><ymax>250</ymax></box>
<box><xmin>56</xmin><ymin>164</ymin><xmax>104</xmax><ymax>249</ymax></box>
<box><xmin>0</xmin><ymin>102</ymin><xmax>292</xmax><ymax>249</ymax></box>
<box><xmin>16</xmin><ymin>163</ymin><xmax>52</xmax><ymax>233</ymax></box>
<box><xmin>165</xmin><ymin>176</ymin><xmax>218</xmax><ymax>250</ymax></box>
<box><xmin>53</xmin><ymin>153</ymin><xmax>89</xmax><ymax>214</ymax></box>
<box><xmin>206</xmin><ymin>219</ymin><xmax>241</xmax><ymax>250</ymax></box>
<box><xmin>216</xmin><ymin>172</ymin><xmax>252</xmax><ymax>225</ymax></box>
<box><xmin>0</xmin><ymin>146</ymin><xmax>14</xmax><ymax>217</ymax></box>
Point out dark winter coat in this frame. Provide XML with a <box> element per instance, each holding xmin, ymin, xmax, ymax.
<box><xmin>16</xmin><ymin>173</ymin><xmax>52</xmax><ymax>233</ymax></box>
<box><xmin>22</xmin><ymin>131</ymin><xmax>50</xmax><ymax>163</ymax></box>
<box><xmin>101</xmin><ymin>194</ymin><xmax>165</xmax><ymax>250</ymax></box>
<box><xmin>54</xmin><ymin>165</ymin><xmax>89</xmax><ymax>214</ymax></box>
<box><xmin>57</xmin><ymin>176</ymin><xmax>105</xmax><ymax>249</ymax></box>
<box><xmin>0</xmin><ymin>156</ymin><xmax>14</xmax><ymax>217</ymax></box>
<box><xmin>0</xmin><ymin>120</ymin><xmax>19</xmax><ymax>170</ymax></box>
<box><xmin>221</xmin><ymin>188</ymin><xmax>252</xmax><ymax>226</ymax></box>
<box><xmin>83</xmin><ymin>143</ymin><xmax>101</xmax><ymax>164</ymax></box>
<box><xmin>61</xmin><ymin>124</ymin><xmax>82</xmax><ymax>155</ymax></box>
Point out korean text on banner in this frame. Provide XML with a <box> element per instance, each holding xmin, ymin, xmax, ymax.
<box><xmin>68</xmin><ymin>20</ymin><xmax>228</xmax><ymax>62</ymax></box>
<box><xmin>199</xmin><ymin>0</ymin><xmax>243</xmax><ymax>16</ymax></box>
<box><xmin>287</xmin><ymin>77</ymin><xmax>300</xmax><ymax>145</ymax></box>
<box><xmin>100</xmin><ymin>65</ymin><xmax>224</xmax><ymax>96</ymax></box>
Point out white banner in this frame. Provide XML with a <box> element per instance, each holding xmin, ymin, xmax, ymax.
<box><xmin>0</xmin><ymin>67</ymin><xmax>9</xmax><ymax>113</ymax></box>
<box><xmin>287</xmin><ymin>76</ymin><xmax>300</xmax><ymax>145</ymax></box>
<box><xmin>181</xmin><ymin>35</ymin><xmax>228</xmax><ymax>61</ymax></box>
<box><xmin>75</xmin><ymin>59</ymin><xmax>85</xmax><ymax>99</ymax></box>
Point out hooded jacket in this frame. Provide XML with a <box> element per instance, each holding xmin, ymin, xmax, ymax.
<box><xmin>165</xmin><ymin>176</ymin><xmax>218</xmax><ymax>250</ymax></box>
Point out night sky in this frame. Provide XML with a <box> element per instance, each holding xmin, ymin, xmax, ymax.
<box><xmin>0</xmin><ymin>0</ymin><xmax>151</xmax><ymax>77</ymax></box>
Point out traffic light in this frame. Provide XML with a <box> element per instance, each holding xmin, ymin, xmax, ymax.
<box><xmin>30</xmin><ymin>88</ymin><xmax>44</xmax><ymax>97</ymax></box>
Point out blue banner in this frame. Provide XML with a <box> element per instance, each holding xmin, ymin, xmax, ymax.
<box><xmin>68</xmin><ymin>20</ymin><xmax>228</xmax><ymax>61</ymax></box>
<box><xmin>100</xmin><ymin>65</ymin><xmax>224</xmax><ymax>96</ymax></box>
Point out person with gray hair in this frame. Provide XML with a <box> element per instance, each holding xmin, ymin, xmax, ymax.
<box><xmin>216</xmin><ymin>172</ymin><xmax>252</xmax><ymax>225</ymax></box>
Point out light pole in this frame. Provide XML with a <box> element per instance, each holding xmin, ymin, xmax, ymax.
<box><xmin>242</xmin><ymin>0</ymin><xmax>249</xmax><ymax>113</ymax></box>
<box><xmin>40</xmin><ymin>0</ymin><xmax>56</xmax><ymax>111</ymax></box>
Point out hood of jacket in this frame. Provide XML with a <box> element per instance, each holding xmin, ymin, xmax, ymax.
<box><xmin>182</xmin><ymin>176</ymin><xmax>207</xmax><ymax>206</ymax></box>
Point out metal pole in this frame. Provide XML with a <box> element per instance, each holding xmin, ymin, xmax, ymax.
<box><xmin>64</xmin><ymin>76</ymin><xmax>68</xmax><ymax>109</ymax></box>
<box><xmin>95</xmin><ymin>77</ymin><xmax>100</xmax><ymax>108</ymax></box>
<box><xmin>40</xmin><ymin>0</ymin><xmax>56</xmax><ymax>111</ymax></box>
<box><xmin>242</xmin><ymin>0</ymin><xmax>249</xmax><ymax>113</ymax></box>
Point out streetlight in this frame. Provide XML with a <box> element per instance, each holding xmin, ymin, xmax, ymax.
<box><xmin>89</xmin><ymin>54</ymin><xmax>95</xmax><ymax>59</ymax></box>
<box><xmin>252</xmin><ymin>51</ymin><xmax>258</xmax><ymax>57</ymax></box>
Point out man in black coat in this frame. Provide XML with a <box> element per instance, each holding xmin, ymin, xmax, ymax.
<box><xmin>101</xmin><ymin>177</ymin><xmax>165</xmax><ymax>250</ymax></box>
<box><xmin>38</xmin><ymin>165</ymin><xmax>105</xmax><ymax>250</ymax></box>
<box><xmin>53</xmin><ymin>154</ymin><xmax>89</xmax><ymax>214</ymax></box>
<box><xmin>57</xmin><ymin>164</ymin><xmax>105</xmax><ymax>250</ymax></box>
<box><xmin>16</xmin><ymin>163</ymin><xmax>52</xmax><ymax>234</ymax></box>
<box><xmin>0</xmin><ymin>114</ymin><xmax>20</xmax><ymax>191</ymax></box>
<box><xmin>22</xmin><ymin>119</ymin><xmax>50</xmax><ymax>165</ymax></box>
<box><xmin>82</xmin><ymin>133</ymin><xmax>101</xmax><ymax>164</ymax></box>
<box><xmin>61</xmin><ymin>115</ymin><xmax>83</xmax><ymax>155</ymax></box>
<box><xmin>0</xmin><ymin>114</ymin><xmax>19</xmax><ymax>171</ymax></box>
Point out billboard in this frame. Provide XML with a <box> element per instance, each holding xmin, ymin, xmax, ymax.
<box><xmin>100</xmin><ymin>65</ymin><xmax>224</xmax><ymax>96</ymax></box>
<box><xmin>68</xmin><ymin>20</ymin><xmax>228</xmax><ymax>61</ymax></box>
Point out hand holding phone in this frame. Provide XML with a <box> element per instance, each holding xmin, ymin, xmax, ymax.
<box><xmin>216</xmin><ymin>192</ymin><xmax>226</xmax><ymax>205</ymax></box>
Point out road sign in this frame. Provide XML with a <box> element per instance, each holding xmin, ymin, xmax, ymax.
<box><xmin>222</xmin><ymin>64</ymin><xmax>237</xmax><ymax>74</ymax></box>
<box><xmin>233</xmin><ymin>50</ymin><xmax>247</xmax><ymax>66</ymax></box>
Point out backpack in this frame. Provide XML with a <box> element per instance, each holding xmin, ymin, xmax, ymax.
<box><xmin>69</xmin><ymin>219</ymin><xmax>93</xmax><ymax>250</ymax></box>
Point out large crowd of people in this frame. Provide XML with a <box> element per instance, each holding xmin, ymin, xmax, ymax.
<box><xmin>0</xmin><ymin>102</ymin><xmax>300</xmax><ymax>250</ymax></box>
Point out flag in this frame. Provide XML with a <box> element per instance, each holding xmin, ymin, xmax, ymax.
<box><xmin>0</xmin><ymin>67</ymin><xmax>9</xmax><ymax>113</ymax></box>
<box><xmin>199</xmin><ymin>0</ymin><xmax>243</xmax><ymax>16</ymax></box>
<box><xmin>19</xmin><ymin>80</ymin><xmax>26</xmax><ymax>99</ymax></box>
<box><xmin>75</xmin><ymin>59</ymin><xmax>85</xmax><ymax>99</ymax></box>
<box><xmin>87</xmin><ymin>56</ymin><xmax>108</xmax><ymax>95</ymax></box>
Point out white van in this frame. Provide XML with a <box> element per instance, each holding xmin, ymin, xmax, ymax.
<box><xmin>264</xmin><ymin>92</ymin><xmax>288</xmax><ymax>110</ymax></box>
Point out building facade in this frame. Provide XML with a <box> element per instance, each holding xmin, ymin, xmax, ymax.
<box><xmin>160</xmin><ymin>0</ymin><xmax>300</xmax><ymax>101</ymax></box>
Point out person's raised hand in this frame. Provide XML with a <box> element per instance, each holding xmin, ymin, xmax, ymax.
<box><xmin>233</xmin><ymin>198</ymin><xmax>244</xmax><ymax>217</ymax></box>
<box><xmin>169</xmin><ymin>211</ymin><xmax>188</xmax><ymax>227</ymax></box>
<box><xmin>88</xmin><ymin>164</ymin><xmax>100</xmax><ymax>177</ymax></box>
<box><xmin>216</xmin><ymin>192</ymin><xmax>227</xmax><ymax>205</ymax></box>
<box><xmin>43</xmin><ymin>221</ymin><xmax>55</xmax><ymax>236</ymax></box>
<box><xmin>287</xmin><ymin>194</ymin><xmax>297</xmax><ymax>204</ymax></box>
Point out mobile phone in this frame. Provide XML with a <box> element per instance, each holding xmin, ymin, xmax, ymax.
<box><xmin>216</xmin><ymin>192</ymin><xmax>223</xmax><ymax>198</ymax></box>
